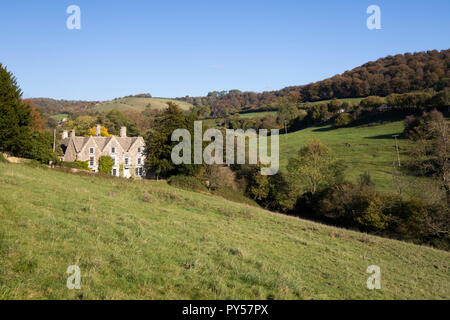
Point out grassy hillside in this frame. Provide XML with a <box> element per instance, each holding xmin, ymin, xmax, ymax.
<box><xmin>278</xmin><ymin>121</ymin><xmax>428</xmax><ymax>193</ymax></box>
<box><xmin>238</xmin><ymin>111</ymin><xmax>277</xmax><ymax>119</ymax></box>
<box><xmin>308</xmin><ymin>97</ymin><xmax>365</xmax><ymax>105</ymax></box>
<box><xmin>95</xmin><ymin>97</ymin><xmax>194</xmax><ymax>113</ymax></box>
<box><xmin>0</xmin><ymin>162</ymin><xmax>448</xmax><ymax>299</ymax></box>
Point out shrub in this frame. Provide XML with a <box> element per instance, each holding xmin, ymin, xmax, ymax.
<box><xmin>360</xmin><ymin>96</ymin><xmax>385</xmax><ymax>108</ymax></box>
<box><xmin>321</xmin><ymin>183</ymin><xmax>389</xmax><ymax>231</ymax></box>
<box><xmin>389</xmin><ymin>197</ymin><xmax>449</xmax><ymax>248</ymax></box>
<box><xmin>98</xmin><ymin>156</ymin><xmax>114</xmax><ymax>174</ymax></box>
<box><xmin>403</xmin><ymin>109</ymin><xmax>444</xmax><ymax>140</ymax></box>
<box><xmin>203</xmin><ymin>165</ymin><xmax>235</xmax><ymax>191</ymax></box>
<box><xmin>62</xmin><ymin>160</ymin><xmax>90</xmax><ymax>171</ymax></box>
<box><xmin>167</xmin><ymin>175</ymin><xmax>207</xmax><ymax>193</ymax></box>
<box><xmin>334</xmin><ymin>113</ymin><xmax>352</xmax><ymax>127</ymax></box>
<box><xmin>24</xmin><ymin>159</ymin><xmax>48</xmax><ymax>169</ymax></box>
<box><xmin>75</xmin><ymin>160</ymin><xmax>90</xmax><ymax>171</ymax></box>
<box><xmin>15</xmin><ymin>131</ymin><xmax>58</xmax><ymax>164</ymax></box>
<box><xmin>292</xmin><ymin>182</ymin><xmax>449</xmax><ymax>249</ymax></box>
<box><xmin>0</xmin><ymin>153</ymin><xmax>7</xmax><ymax>163</ymax></box>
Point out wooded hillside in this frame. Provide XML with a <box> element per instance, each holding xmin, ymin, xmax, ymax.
<box><xmin>179</xmin><ymin>49</ymin><xmax>450</xmax><ymax>115</ymax></box>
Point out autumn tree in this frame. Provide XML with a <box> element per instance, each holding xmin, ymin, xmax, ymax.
<box><xmin>98</xmin><ymin>110</ymin><xmax>140</xmax><ymax>136</ymax></box>
<box><xmin>287</xmin><ymin>139</ymin><xmax>344</xmax><ymax>194</ymax></box>
<box><xmin>406</xmin><ymin>110</ymin><xmax>450</xmax><ymax>205</ymax></box>
<box><xmin>23</xmin><ymin>99</ymin><xmax>45</xmax><ymax>131</ymax></box>
<box><xmin>65</xmin><ymin>115</ymin><xmax>96</xmax><ymax>136</ymax></box>
<box><xmin>86</xmin><ymin>125</ymin><xmax>112</xmax><ymax>137</ymax></box>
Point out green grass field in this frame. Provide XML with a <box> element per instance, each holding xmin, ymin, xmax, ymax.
<box><xmin>50</xmin><ymin>114</ymin><xmax>68</xmax><ymax>121</ymax></box>
<box><xmin>238</xmin><ymin>111</ymin><xmax>277</xmax><ymax>119</ymax></box>
<box><xmin>278</xmin><ymin>121</ymin><xmax>427</xmax><ymax>193</ymax></box>
<box><xmin>0</xmin><ymin>162</ymin><xmax>448</xmax><ymax>299</ymax></box>
<box><xmin>95</xmin><ymin>97</ymin><xmax>194</xmax><ymax>113</ymax></box>
<box><xmin>307</xmin><ymin>98</ymin><xmax>366</xmax><ymax>105</ymax></box>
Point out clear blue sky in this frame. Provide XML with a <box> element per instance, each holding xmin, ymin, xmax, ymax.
<box><xmin>0</xmin><ymin>0</ymin><xmax>449</xmax><ymax>101</ymax></box>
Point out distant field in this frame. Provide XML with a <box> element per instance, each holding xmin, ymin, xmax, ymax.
<box><xmin>50</xmin><ymin>113</ymin><xmax>68</xmax><ymax>121</ymax></box>
<box><xmin>0</xmin><ymin>162</ymin><xmax>448</xmax><ymax>299</ymax></box>
<box><xmin>277</xmin><ymin>121</ymin><xmax>428</xmax><ymax>193</ymax></box>
<box><xmin>238</xmin><ymin>111</ymin><xmax>277</xmax><ymax>119</ymax></box>
<box><xmin>95</xmin><ymin>97</ymin><xmax>194</xmax><ymax>113</ymax></box>
<box><xmin>307</xmin><ymin>98</ymin><xmax>366</xmax><ymax>105</ymax></box>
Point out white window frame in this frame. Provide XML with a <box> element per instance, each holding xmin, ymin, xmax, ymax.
<box><xmin>111</xmin><ymin>147</ymin><xmax>116</xmax><ymax>154</ymax></box>
<box><xmin>89</xmin><ymin>156</ymin><xmax>95</xmax><ymax>167</ymax></box>
<box><xmin>89</xmin><ymin>147</ymin><xmax>94</xmax><ymax>154</ymax></box>
<box><xmin>124</xmin><ymin>157</ymin><xmax>129</xmax><ymax>166</ymax></box>
<box><xmin>137</xmin><ymin>157</ymin><xmax>142</xmax><ymax>165</ymax></box>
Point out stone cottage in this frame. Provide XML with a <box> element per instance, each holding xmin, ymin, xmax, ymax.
<box><xmin>60</xmin><ymin>125</ymin><xmax>146</xmax><ymax>178</ymax></box>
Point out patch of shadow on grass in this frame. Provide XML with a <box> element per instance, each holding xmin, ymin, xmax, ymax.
<box><xmin>225</xmin><ymin>247</ymin><xmax>244</xmax><ymax>258</ymax></box>
<box><xmin>358</xmin><ymin>234</ymin><xmax>378</xmax><ymax>245</ymax></box>
<box><xmin>0</xmin><ymin>231</ymin><xmax>10</xmax><ymax>256</ymax></box>
<box><xmin>364</xmin><ymin>133</ymin><xmax>402</xmax><ymax>139</ymax></box>
<box><xmin>0</xmin><ymin>197</ymin><xmax>17</xmax><ymax>215</ymax></box>
<box><xmin>13</xmin><ymin>255</ymin><xmax>38</xmax><ymax>274</ymax></box>
<box><xmin>311</xmin><ymin>126</ymin><xmax>336</xmax><ymax>132</ymax></box>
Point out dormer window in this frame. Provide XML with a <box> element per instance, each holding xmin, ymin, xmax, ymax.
<box><xmin>111</xmin><ymin>147</ymin><xmax>116</xmax><ymax>154</ymax></box>
<box><xmin>89</xmin><ymin>147</ymin><xmax>94</xmax><ymax>154</ymax></box>
<box><xmin>138</xmin><ymin>147</ymin><xmax>142</xmax><ymax>153</ymax></box>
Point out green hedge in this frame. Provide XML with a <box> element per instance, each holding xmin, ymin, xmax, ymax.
<box><xmin>61</xmin><ymin>160</ymin><xmax>90</xmax><ymax>171</ymax></box>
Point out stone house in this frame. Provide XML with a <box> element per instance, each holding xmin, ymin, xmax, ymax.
<box><xmin>60</xmin><ymin>125</ymin><xmax>146</xmax><ymax>178</ymax></box>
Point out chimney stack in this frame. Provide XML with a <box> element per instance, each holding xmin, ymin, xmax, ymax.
<box><xmin>96</xmin><ymin>124</ymin><xmax>101</xmax><ymax>136</ymax></box>
<box><xmin>70</xmin><ymin>129</ymin><xmax>76</xmax><ymax>138</ymax></box>
<box><xmin>120</xmin><ymin>126</ymin><xmax>127</xmax><ymax>137</ymax></box>
<box><xmin>62</xmin><ymin>130</ymin><xmax>68</xmax><ymax>139</ymax></box>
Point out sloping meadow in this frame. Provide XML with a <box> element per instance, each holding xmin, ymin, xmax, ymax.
<box><xmin>0</xmin><ymin>162</ymin><xmax>448</xmax><ymax>299</ymax></box>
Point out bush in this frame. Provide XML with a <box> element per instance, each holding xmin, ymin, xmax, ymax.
<box><xmin>403</xmin><ymin>109</ymin><xmax>444</xmax><ymax>140</ymax></box>
<box><xmin>360</xmin><ymin>96</ymin><xmax>385</xmax><ymax>108</ymax></box>
<box><xmin>317</xmin><ymin>182</ymin><xmax>389</xmax><ymax>231</ymax></box>
<box><xmin>292</xmin><ymin>182</ymin><xmax>449</xmax><ymax>249</ymax></box>
<box><xmin>62</xmin><ymin>160</ymin><xmax>90</xmax><ymax>171</ymax></box>
<box><xmin>334</xmin><ymin>113</ymin><xmax>352</xmax><ymax>127</ymax></box>
<box><xmin>14</xmin><ymin>131</ymin><xmax>58</xmax><ymax>164</ymax></box>
<box><xmin>98</xmin><ymin>156</ymin><xmax>114</xmax><ymax>174</ymax></box>
<box><xmin>24</xmin><ymin>159</ymin><xmax>48</xmax><ymax>169</ymax></box>
<box><xmin>0</xmin><ymin>153</ymin><xmax>7</xmax><ymax>163</ymax></box>
<box><xmin>389</xmin><ymin>197</ymin><xmax>449</xmax><ymax>248</ymax></box>
<box><xmin>167</xmin><ymin>175</ymin><xmax>207</xmax><ymax>192</ymax></box>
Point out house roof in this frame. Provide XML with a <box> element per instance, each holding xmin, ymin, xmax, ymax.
<box><xmin>60</xmin><ymin>136</ymin><xmax>143</xmax><ymax>153</ymax></box>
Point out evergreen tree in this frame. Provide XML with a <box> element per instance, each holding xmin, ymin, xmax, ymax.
<box><xmin>0</xmin><ymin>63</ymin><xmax>32</xmax><ymax>152</ymax></box>
<box><xmin>145</xmin><ymin>102</ymin><xmax>200</xmax><ymax>178</ymax></box>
